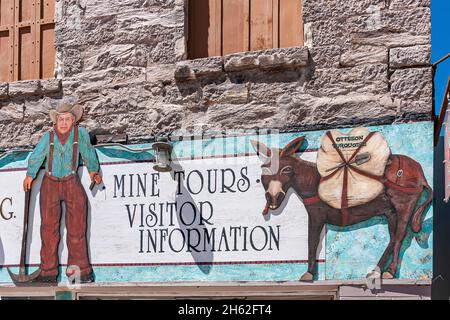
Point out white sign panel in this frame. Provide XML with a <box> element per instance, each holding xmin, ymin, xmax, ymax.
<box><xmin>0</xmin><ymin>153</ymin><xmax>325</xmax><ymax>267</ymax></box>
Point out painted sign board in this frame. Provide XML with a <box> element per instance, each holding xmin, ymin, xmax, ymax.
<box><xmin>0</xmin><ymin>122</ymin><xmax>433</xmax><ymax>283</ymax></box>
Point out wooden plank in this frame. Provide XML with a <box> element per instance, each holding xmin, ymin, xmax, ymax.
<box><xmin>18</xmin><ymin>26</ymin><xmax>33</xmax><ymax>80</ymax></box>
<box><xmin>279</xmin><ymin>0</ymin><xmax>303</xmax><ymax>48</ymax></box>
<box><xmin>222</xmin><ymin>0</ymin><xmax>249</xmax><ymax>55</ymax></box>
<box><xmin>34</xmin><ymin>0</ymin><xmax>40</xmax><ymax>77</ymax></box>
<box><xmin>187</xmin><ymin>0</ymin><xmax>209</xmax><ymax>59</ymax></box>
<box><xmin>40</xmin><ymin>0</ymin><xmax>54</xmax><ymax>20</ymax></box>
<box><xmin>212</xmin><ymin>0</ymin><xmax>221</xmax><ymax>56</ymax></box>
<box><xmin>39</xmin><ymin>22</ymin><xmax>54</xmax><ymax>78</ymax></box>
<box><xmin>0</xmin><ymin>30</ymin><xmax>13</xmax><ymax>82</ymax></box>
<box><xmin>18</xmin><ymin>0</ymin><xmax>33</xmax><ymax>22</ymax></box>
<box><xmin>38</xmin><ymin>18</ymin><xmax>54</xmax><ymax>24</ymax></box>
<box><xmin>0</xmin><ymin>0</ymin><xmax>15</xmax><ymax>26</ymax></box>
<box><xmin>12</xmin><ymin>0</ymin><xmax>39</xmax><ymax>80</ymax></box>
<box><xmin>13</xmin><ymin>0</ymin><xmax>19</xmax><ymax>80</ymax></box>
<box><xmin>272</xmin><ymin>0</ymin><xmax>279</xmax><ymax>48</ymax></box>
<box><xmin>0</xmin><ymin>0</ymin><xmax>14</xmax><ymax>82</ymax></box>
<box><xmin>250</xmin><ymin>0</ymin><xmax>273</xmax><ymax>51</ymax></box>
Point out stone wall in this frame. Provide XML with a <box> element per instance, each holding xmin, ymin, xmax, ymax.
<box><xmin>0</xmin><ymin>0</ymin><xmax>432</xmax><ymax>148</ymax></box>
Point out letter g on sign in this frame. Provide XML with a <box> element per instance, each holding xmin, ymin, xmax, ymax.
<box><xmin>0</xmin><ymin>198</ymin><xmax>14</xmax><ymax>221</ymax></box>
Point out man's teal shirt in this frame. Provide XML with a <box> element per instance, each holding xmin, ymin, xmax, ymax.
<box><xmin>26</xmin><ymin>127</ymin><xmax>100</xmax><ymax>179</ymax></box>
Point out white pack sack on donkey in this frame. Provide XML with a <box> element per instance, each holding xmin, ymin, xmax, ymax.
<box><xmin>317</xmin><ymin>127</ymin><xmax>391</xmax><ymax>209</ymax></box>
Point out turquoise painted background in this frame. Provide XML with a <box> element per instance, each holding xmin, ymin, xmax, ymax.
<box><xmin>0</xmin><ymin>121</ymin><xmax>433</xmax><ymax>282</ymax></box>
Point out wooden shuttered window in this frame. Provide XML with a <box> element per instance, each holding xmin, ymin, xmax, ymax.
<box><xmin>0</xmin><ymin>0</ymin><xmax>55</xmax><ymax>82</ymax></box>
<box><xmin>187</xmin><ymin>0</ymin><xmax>304</xmax><ymax>59</ymax></box>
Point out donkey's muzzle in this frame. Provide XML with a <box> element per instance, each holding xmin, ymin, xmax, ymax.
<box><xmin>265</xmin><ymin>190</ymin><xmax>286</xmax><ymax>210</ymax></box>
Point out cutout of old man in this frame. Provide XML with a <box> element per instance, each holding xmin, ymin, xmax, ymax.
<box><xmin>23</xmin><ymin>100</ymin><xmax>102</xmax><ymax>284</ymax></box>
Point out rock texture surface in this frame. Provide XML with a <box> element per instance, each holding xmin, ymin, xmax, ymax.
<box><xmin>0</xmin><ymin>0</ymin><xmax>432</xmax><ymax>148</ymax></box>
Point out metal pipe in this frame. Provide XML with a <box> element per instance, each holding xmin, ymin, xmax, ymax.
<box><xmin>433</xmin><ymin>53</ymin><xmax>450</xmax><ymax>68</ymax></box>
<box><xmin>435</xmin><ymin>75</ymin><xmax>450</xmax><ymax>147</ymax></box>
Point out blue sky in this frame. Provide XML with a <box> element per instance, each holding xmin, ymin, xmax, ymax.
<box><xmin>431</xmin><ymin>0</ymin><xmax>450</xmax><ymax>126</ymax></box>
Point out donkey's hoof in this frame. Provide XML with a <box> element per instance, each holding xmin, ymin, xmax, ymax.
<box><xmin>382</xmin><ymin>271</ymin><xmax>394</xmax><ymax>279</ymax></box>
<box><xmin>366</xmin><ymin>270</ymin><xmax>381</xmax><ymax>279</ymax></box>
<box><xmin>299</xmin><ymin>272</ymin><xmax>314</xmax><ymax>282</ymax></box>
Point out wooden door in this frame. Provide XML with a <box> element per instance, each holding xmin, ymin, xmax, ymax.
<box><xmin>0</xmin><ymin>0</ymin><xmax>55</xmax><ymax>82</ymax></box>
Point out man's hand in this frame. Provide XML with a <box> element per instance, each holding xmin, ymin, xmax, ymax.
<box><xmin>89</xmin><ymin>172</ymin><xmax>103</xmax><ymax>185</ymax></box>
<box><xmin>23</xmin><ymin>176</ymin><xmax>33</xmax><ymax>192</ymax></box>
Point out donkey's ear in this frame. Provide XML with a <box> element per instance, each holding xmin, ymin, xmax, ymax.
<box><xmin>251</xmin><ymin>140</ymin><xmax>272</xmax><ymax>161</ymax></box>
<box><xmin>280</xmin><ymin>136</ymin><xmax>305</xmax><ymax>157</ymax></box>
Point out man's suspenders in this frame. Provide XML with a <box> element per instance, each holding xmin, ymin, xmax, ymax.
<box><xmin>47</xmin><ymin>126</ymin><xmax>79</xmax><ymax>177</ymax></box>
<box><xmin>72</xmin><ymin>126</ymin><xmax>79</xmax><ymax>174</ymax></box>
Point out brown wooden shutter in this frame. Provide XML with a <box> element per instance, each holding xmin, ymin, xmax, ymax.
<box><xmin>188</xmin><ymin>0</ymin><xmax>303</xmax><ymax>59</ymax></box>
<box><xmin>0</xmin><ymin>0</ymin><xmax>15</xmax><ymax>82</ymax></box>
<box><xmin>0</xmin><ymin>0</ymin><xmax>55</xmax><ymax>82</ymax></box>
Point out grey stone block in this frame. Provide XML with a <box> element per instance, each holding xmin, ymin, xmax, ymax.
<box><xmin>303</xmin><ymin>0</ymin><xmax>385</xmax><ymax>23</ymax></box>
<box><xmin>390</xmin><ymin>45</ymin><xmax>430</xmax><ymax>68</ymax></box>
<box><xmin>389</xmin><ymin>0</ymin><xmax>430</xmax><ymax>10</ymax></box>
<box><xmin>8</xmin><ymin>80</ymin><xmax>40</xmax><ymax>97</ymax></box>
<box><xmin>352</xmin><ymin>31</ymin><xmax>429</xmax><ymax>48</ymax></box>
<box><xmin>175</xmin><ymin>57</ymin><xmax>223</xmax><ymax>81</ymax></box>
<box><xmin>306</xmin><ymin>64</ymin><xmax>389</xmax><ymax>96</ymax></box>
<box><xmin>203</xmin><ymin>82</ymin><xmax>249</xmax><ymax>105</ymax></box>
<box><xmin>0</xmin><ymin>83</ymin><xmax>8</xmax><ymax>99</ymax></box>
<box><xmin>390</xmin><ymin>67</ymin><xmax>433</xmax><ymax>105</ymax></box>
<box><xmin>224</xmin><ymin>47</ymin><xmax>309</xmax><ymax>72</ymax></box>
<box><xmin>340</xmin><ymin>45</ymin><xmax>388</xmax><ymax>67</ymax></box>
<box><xmin>40</xmin><ymin>79</ymin><xmax>63</xmax><ymax>94</ymax></box>
<box><xmin>310</xmin><ymin>46</ymin><xmax>342</xmax><ymax>68</ymax></box>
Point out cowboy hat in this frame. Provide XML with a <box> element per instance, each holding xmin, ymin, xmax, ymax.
<box><xmin>49</xmin><ymin>101</ymin><xmax>83</xmax><ymax>123</ymax></box>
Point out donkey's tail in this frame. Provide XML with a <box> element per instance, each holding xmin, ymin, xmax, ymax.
<box><xmin>411</xmin><ymin>169</ymin><xmax>433</xmax><ymax>233</ymax></box>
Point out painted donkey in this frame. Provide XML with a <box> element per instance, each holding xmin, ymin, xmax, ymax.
<box><xmin>251</xmin><ymin>136</ymin><xmax>432</xmax><ymax>281</ymax></box>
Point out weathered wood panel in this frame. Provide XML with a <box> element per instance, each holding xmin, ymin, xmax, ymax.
<box><xmin>279</xmin><ymin>0</ymin><xmax>303</xmax><ymax>48</ymax></box>
<box><xmin>18</xmin><ymin>0</ymin><xmax>33</xmax><ymax>23</ymax></box>
<box><xmin>250</xmin><ymin>0</ymin><xmax>273</xmax><ymax>51</ymax></box>
<box><xmin>18</xmin><ymin>25</ymin><xmax>33</xmax><ymax>80</ymax></box>
<box><xmin>222</xmin><ymin>0</ymin><xmax>249</xmax><ymax>55</ymax></box>
<box><xmin>40</xmin><ymin>0</ymin><xmax>54</xmax><ymax>20</ymax></box>
<box><xmin>0</xmin><ymin>30</ymin><xmax>13</xmax><ymax>82</ymax></box>
<box><xmin>0</xmin><ymin>0</ymin><xmax>14</xmax><ymax>82</ymax></box>
<box><xmin>0</xmin><ymin>0</ymin><xmax>15</xmax><ymax>26</ymax></box>
<box><xmin>272</xmin><ymin>0</ymin><xmax>279</xmax><ymax>48</ymax></box>
<box><xmin>39</xmin><ymin>22</ymin><xmax>54</xmax><ymax>78</ymax></box>
<box><xmin>187</xmin><ymin>0</ymin><xmax>221</xmax><ymax>59</ymax></box>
